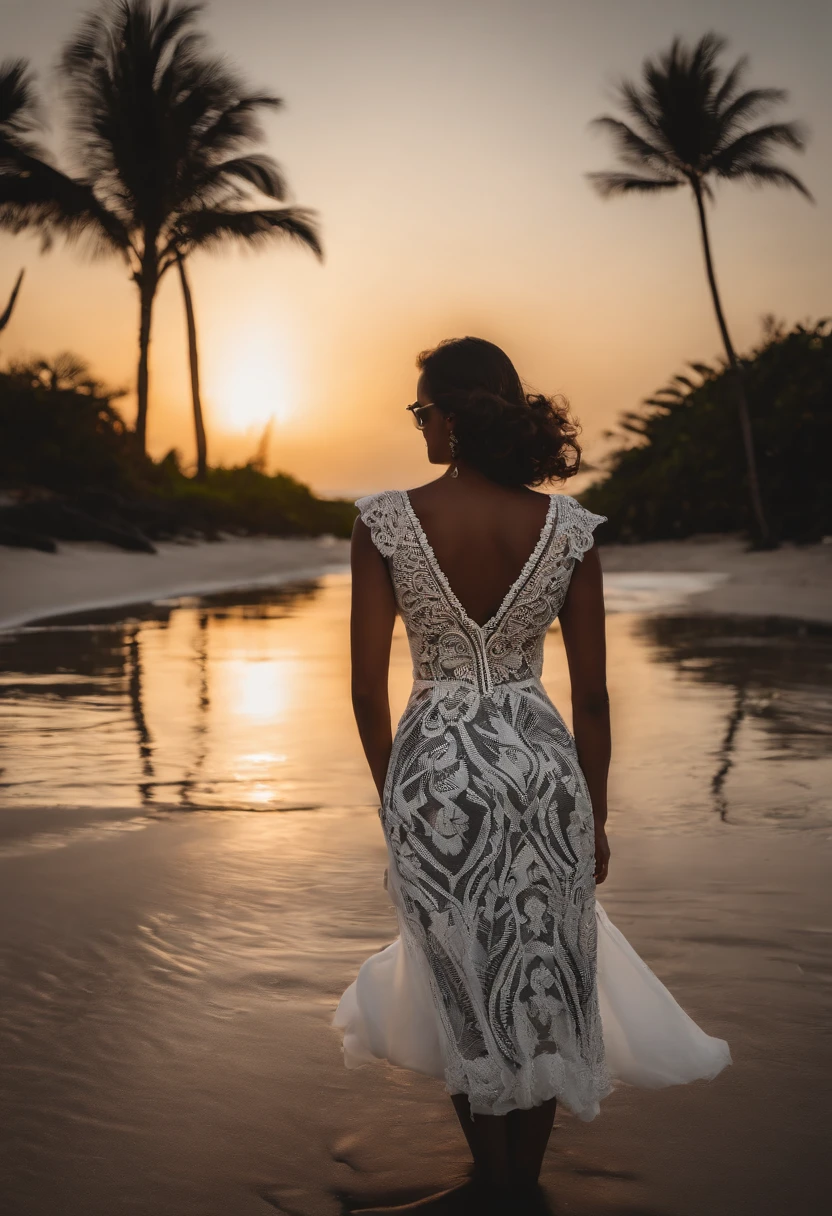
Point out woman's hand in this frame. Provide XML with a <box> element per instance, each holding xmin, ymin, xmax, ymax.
<box><xmin>594</xmin><ymin>824</ymin><xmax>610</xmax><ymax>885</ymax></box>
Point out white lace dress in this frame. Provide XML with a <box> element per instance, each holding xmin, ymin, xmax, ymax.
<box><xmin>333</xmin><ymin>490</ymin><xmax>731</xmax><ymax>1119</ymax></box>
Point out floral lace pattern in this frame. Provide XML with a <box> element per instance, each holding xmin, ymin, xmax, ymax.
<box><xmin>354</xmin><ymin>489</ymin><xmax>611</xmax><ymax>1117</ymax></box>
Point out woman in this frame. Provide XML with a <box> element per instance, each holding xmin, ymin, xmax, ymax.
<box><xmin>334</xmin><ymin>337</ymin><xmax>730</xmax><ymax>1208</ymax></box>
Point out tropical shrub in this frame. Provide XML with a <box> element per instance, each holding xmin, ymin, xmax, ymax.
<box><xmin>580</xmin><ymin>318</ymin><xmax>832</xmax><ymax>543</ymax></box>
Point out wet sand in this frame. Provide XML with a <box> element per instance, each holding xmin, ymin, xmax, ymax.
<box><xmin>1</xmin><ymin>575</ymin><xmax>830</xmax><ymax>1214</ymax></box>
<box><xmin>0</xmin><ymin>805</ymin><xmax>828</xmax><ymax>1215</ymax></box>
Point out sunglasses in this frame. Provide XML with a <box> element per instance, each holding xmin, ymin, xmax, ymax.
<box><xmin>405</xmin><ymin>401</ymin><xmax>435</xmax><ymax>429</ymax></box>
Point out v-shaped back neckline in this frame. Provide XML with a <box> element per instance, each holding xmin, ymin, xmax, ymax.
<box><xmin>400</xmin><ymin>489</ymin><xmax>558</xmax><ymax>633</ymax></box>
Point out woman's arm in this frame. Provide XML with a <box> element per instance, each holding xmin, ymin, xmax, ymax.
<box><xmin>350</xmin><ymin>517</ymin><xmax>397</xmax><ymax>804</ymax></box>
<box><xmin>557</xmin><ymin>543</ymin><xmax>611</xmax><ymax>884</ymax></box>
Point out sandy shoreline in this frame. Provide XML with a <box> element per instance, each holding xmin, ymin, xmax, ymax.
<box><xmin>600</xmin><ymin>534</ymin><xmax>832</xmax><ymax>624</ymax></box>
<box><xmin>1</xmin><ymin>530</ymin><xmax>831</xmax><ymax>632</ymax></box>
<box><xmin>0</xmin><ymin>534</ymin><xmax>352</xmax><ymax>631</ymax></box>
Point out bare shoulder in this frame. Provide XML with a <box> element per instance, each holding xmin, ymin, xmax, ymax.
<box><xmin>405</xmin><ymin>479</ymin><xmax>550</xmax><ymax>515</ymax></box>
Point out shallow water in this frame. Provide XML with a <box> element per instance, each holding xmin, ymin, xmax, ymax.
<box><xmin>1</xmin><ymin>573</ymin><xmax>831</xmax><ymax>1216</ymax></box>
<box><xmin>0</xmin><ymin>571</ymin><xmax>830</xmax><ymax>831</ymax></box>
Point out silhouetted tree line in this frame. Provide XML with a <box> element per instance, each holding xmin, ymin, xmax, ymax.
<box><xmin>580</xmin><ymin>317</ymin><xmax>831</xmax><ymax>544</ymax></box>
<box><xmin>0</xmin><ymin>354</ymin><xmax>356</xmax><ymax>551</ymax></box>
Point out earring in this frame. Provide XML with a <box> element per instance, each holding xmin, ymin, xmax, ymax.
<box><xmin>449</xmin><ymin>430</ymin><xmax>459</xmax><ymax>478</ymax></box>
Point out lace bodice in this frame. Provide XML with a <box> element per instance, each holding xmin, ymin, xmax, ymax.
<box><xmin>355</xmin><ymin>489</ymin><xmax>606</xmax><ymax>694</ymax></box>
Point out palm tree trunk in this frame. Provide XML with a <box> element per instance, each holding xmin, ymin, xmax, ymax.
<box><xmin>176</xmin><ymin>252</ymin><xmax>208</xmax><ymax>481</ymax></box>
<box><xmin>692</xmin><ymin>182</ymin><xmax>772</xmax><ymax>546</ymax></box>
<box><xmin>135</xmin><ymin>266</ymin><xmax>156</xmax><ymax>455</ymax></box>
<box><xmin>0</xmin><ymin>269</ymin><xmax>24</xmax><ymax>333</ymax></box>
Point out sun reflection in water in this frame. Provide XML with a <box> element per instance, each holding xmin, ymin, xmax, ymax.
<box><xmin>227</xmin><ymin>659</ymin><xmax>294</xmax><ymax>722</ymax></box>
<box><xmin>2</xmin><ymin>574</ymin><xmax>830</xmax><ymax>828</ymax></box>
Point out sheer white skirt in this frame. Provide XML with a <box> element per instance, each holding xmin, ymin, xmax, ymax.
<box><xmin>332</xmin><ymin>850</ymin><xmax>731</xmax><ymax>1120</ymax></box>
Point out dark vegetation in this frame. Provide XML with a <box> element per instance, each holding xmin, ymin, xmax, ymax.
<box><xmin>587</xmin><ymin>32</ymin><xmax>813</xmax><ymax>547</ymax></box>
<box><xmin>0</xmin><ymin>355</ymin><xmax>356</xmax><ymax>553</ymax></box>
<box><xmin>580</xmin><ymin>317</ymin><xmax>832</xmax><ymax>544</ymax></box>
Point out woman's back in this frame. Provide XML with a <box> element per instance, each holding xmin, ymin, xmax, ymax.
<box><xmin>404</xmin><ymin>480</ymin><xmax>554</xmax><ymax>629</ymax></box>
<box><xmin>355</xmin><ymin>485</ymin><xmax>602</xmax><ymax>695</ymax></box>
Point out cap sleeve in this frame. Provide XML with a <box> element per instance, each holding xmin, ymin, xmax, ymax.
<box><xmin>557</xmin><ymin>495</ymin><xmax>607</xmax><ymax>562</ymax></box>
<box><xmin>354</xmin><ymin>490</ymin><xmax>403</xmax><ymax>559</ymax></box>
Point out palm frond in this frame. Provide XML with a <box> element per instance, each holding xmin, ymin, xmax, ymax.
<box><xmin>712</xmin><ymin>53</ymin><xmax>749</xmax><ymax>110</ymax></box>
<box><xmin>0</xmin><ymin>58</ymin><xmax>54</xmax><ymax>187</ymax></box>
<box><xmin>0</xmin><ymin>58</ymin><xmax>45</xmax><ymax>152</ymax></box>
<box><xmin>711</xmin><ymin>120</ymin><xmax>808</xmax><ymax>168</ymax></box>
<box><xmin>587</xmin><ymin>116</ymin><xmax>675</xmax><ymax>172</ymax></box>
<box><xmin>149</xmin><ymin>1</ymin><xmax>205</xmax><ymax>60</ymax></box>
<box><xmin>614</xmin><ymin>79</ymin><xmax>667</xmax><ymax>143</ymax></box>
<box><xmin>715</xmin><ymin>87</ymin><xmax>788</xmax><ymax>142</ymax></box>
<box><xmin>689</xmin><ymin>31</ymin><xmax>728</xmax><ymax>79</ymax></box>
<box><xmin>172</xmin><ymin>204</ymin><xmax>323</xmax><ymax>260</ymax></box>
<box><xmin>585</xmin><ymin>171</ymin><xmax>682</xmax><ymax>198</ymax></box>
<box><xmin>179</xmin><ymin>152</ymin><xmax>288</xmax><ymax>211</ymax></box>
<box><xmin>715</xmin><ymin>160</ymin><xmax>815</xmax><ymax>200</ymax></box>
<box><xmin>213</xmin><ymin>154</ymin><xmax>287</xmax><ymax>199</ymax></box>
<box><xmin>192</xmin><ymin>93</ymin><xmax>284</xmax><ymax>161</ymax></box>
<box><xmin>0</xmin><ymin>149</ymin><xmax>130</xmax><ymax>254</ymax></box>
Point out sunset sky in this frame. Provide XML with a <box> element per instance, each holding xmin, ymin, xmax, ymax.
<box><xmin>1</xmin><ymin>0</ymin><xmax>829</xmax><ymax>498</ymax></box>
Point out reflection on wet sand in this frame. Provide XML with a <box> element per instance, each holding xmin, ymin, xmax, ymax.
<box><xmin>636</xmin><ymin>614</ymin><xmax>832</xmax><ymax>823</ymax></box>
<box><xmin>1</xmin><ymin>576</ymin><xmax>830</xmax><ymax>832</ymax></box>
<box><xmin>0</xmin><ymin>579</ymin><xmax>830</xmax><ymax>1215</ymax></box>
<box><xmin>0</xmin><ymin>579</ymin><xmax>337</xmax><ymax>812</ymax></box>
<box><xmin>128</xmin><ymin>627</ymin><xmax>154</xmax><ymax>805</ymax></box>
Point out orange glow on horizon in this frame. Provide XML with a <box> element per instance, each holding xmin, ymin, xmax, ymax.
<box><xmin>208</xmin><ymin>326</ymin><xmax>297</xmax><ymax>434</ymax></box>
<box><xmin>0</xmin><ymin>0</ymin><xmax>827</xmax><ymax>499</ymax></box>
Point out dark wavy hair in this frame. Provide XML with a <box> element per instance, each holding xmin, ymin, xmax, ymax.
<box><xmin>415</xmin><ymin>337</ymin><xmax>581</xmax><ymax>487</ymax></box>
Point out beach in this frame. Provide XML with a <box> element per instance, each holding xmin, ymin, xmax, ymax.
<box><xmin>0</xmin><ymin>534</ymin><xmax>352</xmax><ymax>632</ymax></box>
<box><xmin>2</xmin><ymin>530</ymin><xmax>831</xmax><ymax>632</ymax></box>
<box><xmin>600</xmin><ymin>534</ymin><xmax>832</xmax><ymax>624</ymax></box>
<box><xmin>0</xmin><ymin>538</ymin><xmax>830</xmax><ymax>1215</ymax></box>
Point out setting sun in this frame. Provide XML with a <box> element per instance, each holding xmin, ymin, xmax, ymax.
<box><xmin>208</xmin><ymin>326</ymin><xmax>296</xmax><ymax>434</ymax></box>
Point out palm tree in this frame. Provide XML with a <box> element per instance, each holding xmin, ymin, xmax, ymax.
<box><xmin>587</xmin><ymin>32</ymin><xmax>813</xmax><ymax>547</ymax></box>
<box><xmin>163</xmin><ymin>57</ymin><xmax>324</xmax><ymax>479</ymax></box>
<box><xmin>56</xmin><ymin>0</ymin><xmax>322</xmax><ymax>473</ymax></box>
<box><xmin>0</xmin><ymin>58</ymin><xmax>124</xmax><ymax>251</ymax></box>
